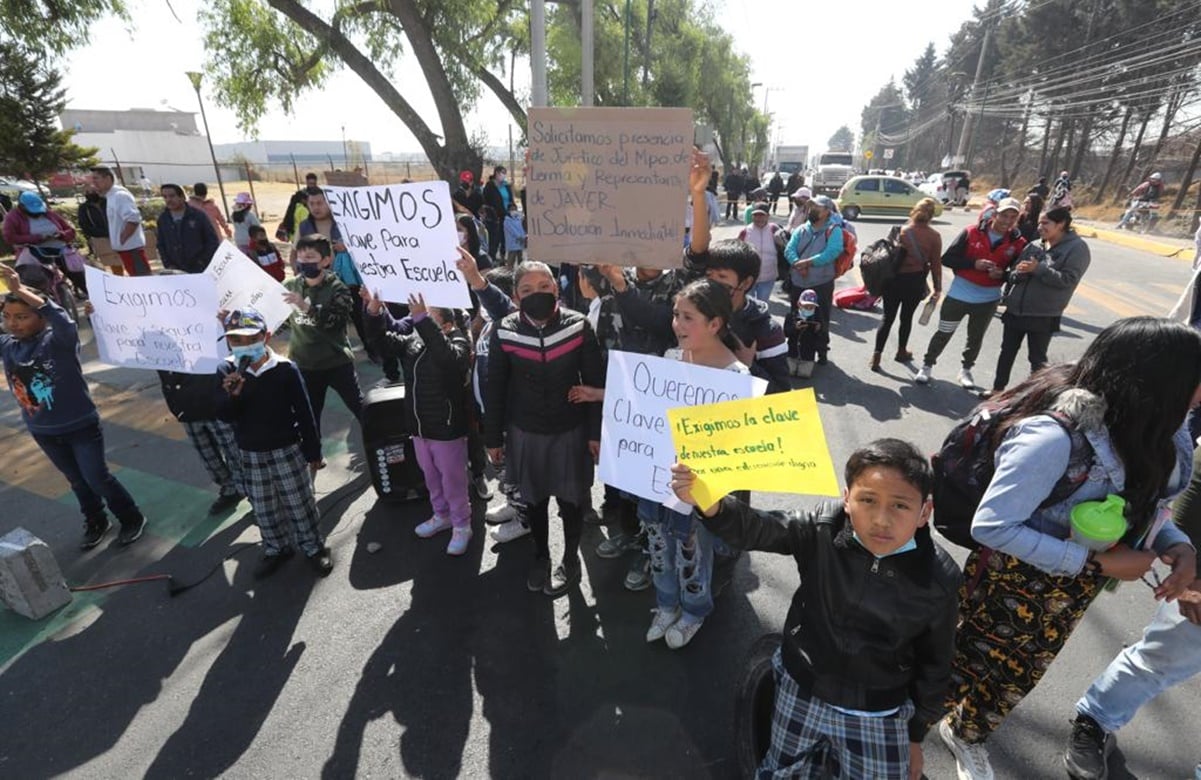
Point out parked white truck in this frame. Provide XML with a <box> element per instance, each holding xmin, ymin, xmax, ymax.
<box><xmin>810</xmin><ymin>150</ymin><xmax>855</xmax><ymax>195</ymax></box>
<box><xmin>773</xmin><ymin>145</ymin><xmax>809</xmax><ymax>178</ymax></box>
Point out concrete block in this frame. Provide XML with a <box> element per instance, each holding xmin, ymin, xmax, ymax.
<box><xmin>0</xmin><ymin>528</ymin><xmax>72</xmax><ymax>620</ymax></box>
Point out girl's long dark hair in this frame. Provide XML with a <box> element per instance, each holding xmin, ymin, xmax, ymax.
<box><xmin>676</xmin><ymin>278</ymin><xmax>742</xmax><ymax>355</ymax></box>
<box><xmin>994</xmin><ymin>317</ymin><xmax>1201</xmax><ymax>524</ymax></box>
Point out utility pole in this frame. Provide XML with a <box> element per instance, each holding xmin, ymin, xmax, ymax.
<box><xmin>531</xmin><ymin>0</ymin><xmax>547</xmax><ymax>107</ymax></box>
<box><xmin>955</xmin><ymin>23</ymin><xmax>992</xmax><ymax>167</ymax></box>
<box><xmin>581</xmin><ymin>0</ymin><xmax>594</xmax><ymax>106</ymax></box>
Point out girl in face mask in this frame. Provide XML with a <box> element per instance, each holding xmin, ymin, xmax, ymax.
<box><xmin>457</xmin><ymin>213</ymin><xmax>493</xmax><ymax>271</ymax></box>
<box><xmin>484</xmin><ymin>261</ymin><xmax>606</xmax><ymax>598</ymax></box>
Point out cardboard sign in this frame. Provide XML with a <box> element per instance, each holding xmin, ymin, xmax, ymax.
<box><xmin>205</xmin><ymin>241</ymin><xmax>294</xmax><ymax>331</ymax></box>
<box><xmin>323</xmin><ymin>181</ymin><xmax>469</xmax><ymax>307</ymax></box>
<box><xmin>85</xmin><ymin>266</ymin><xmax>222</xmax><ymax>374</ymax></box>
<box><xmin>598</xmin><ymin>351</ymin><xmax>766</xmax><ymax>502</ymax></box>
<box><xmin>667</xmin><ymin>389</ymin><xmax>840</xmax><ymax>511</ymax></box>
<box><xmin>526</xmin><ymin>107</ymin><xmax>693</xmax><ymax>269</ymax></box>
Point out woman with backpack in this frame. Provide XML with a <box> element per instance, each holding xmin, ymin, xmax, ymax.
<box><xmin>938</xmin><ymin>317</ymin><xmax>1201</xmax><ymax>780</ymax></box>
<box><xmin>871</xmin><ymin>197</ymin><xmax>942</xmax><ymax>371</ymax></box>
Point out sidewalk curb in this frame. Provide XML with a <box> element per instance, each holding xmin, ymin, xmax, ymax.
<box><xmin>1075</xmin><ymin>225</ymin><xmax>1192</xmax><ymax>259</ymax></box>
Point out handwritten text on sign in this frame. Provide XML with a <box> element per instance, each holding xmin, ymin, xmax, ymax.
<box><xmin>527</xmin><ymin>107</ymin><xmax>693</xmax><ymax>270</ymax></box>
<box><xmin>667</xmin><ymin>389</ymin><xmax>840</xmax><ymax>511</ymax></box>
<box><xmin>205</xmin><ymin>241</ymin><xmax>293</xmax><ymax>332</ymax></box>
<box><xmin>85</xmin><ymin>267</ymin><xmax>222</xmax><ymax>374</ymax></box>
<box><xmin>598</xmin><ymin>351</ymin><xmax>766</xmax><ymax>502</ymax></box>
<box><xmin>324</xmin><ymin>181</ymin><xmax>469</xmax><ymax>307</ymax></box>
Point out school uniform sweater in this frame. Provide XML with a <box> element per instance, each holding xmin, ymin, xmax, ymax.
<box><xmin>215</xmin><ymin>352</ymin><xmax>322</xmax><ymax>462</ymax></box>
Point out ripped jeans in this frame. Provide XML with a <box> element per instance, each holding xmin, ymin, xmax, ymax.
<box><xmin>637</xmin><ymin>499</ymin><xmax>716</xmax><ymax>621</ymax></box>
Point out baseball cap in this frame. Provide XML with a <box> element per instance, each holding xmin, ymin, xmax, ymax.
<box><xmin>799</xmin><ymin>289</ymin><xmax>819</xmax><ymax>307</ymax></box>
<box><xmin>751</xmin><ymin>202</ymin><xmax>770</xmax><ymax>216</ymax></box>
<box><xmin>997</xmin><ymin>197</ymin><xmax>1022</xmax><ymax>213</ymax></box>
<box><xmin>18</xmin><ymin>191</ymin><xmax>46</xmax><ymax>214</ymax></box>
<box><xmin>220</xmin><ymin>308</ymin><xmax>268</xmax><ymax>338</ymax></box>
<box><xmin>459</xmin><ymin>170</ymin><xmax>474</xmax><ymax>184</ymax></box>
<box><xmin>811</xmin><ymin>194</ymin><xmax>836</xmax><ymax>210</ymax></box>
<box><xmin>234</xmin><ymin>192</ymin><xmax>253</xmax><ymax>206</ymax></box>
<box><xmin>791</xmin><ymin>186</ymin><xmax>813</xmax><ymax>201</ymax></box>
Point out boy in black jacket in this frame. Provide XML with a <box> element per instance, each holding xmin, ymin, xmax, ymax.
<box><xmin>216</xmin><ymin>308</ymin><xmax>332</xmax><ymax>579</ymax></box>
<box><xmin>670</xmin><ymin>439</ymin><xmax>960</xmax><ymax>779</ymax></box>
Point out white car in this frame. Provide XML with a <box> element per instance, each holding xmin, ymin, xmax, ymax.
<box><xmin>918</xmin><ymin>170</ymin><xmax>971</xmax><ymax>206</ymax></box>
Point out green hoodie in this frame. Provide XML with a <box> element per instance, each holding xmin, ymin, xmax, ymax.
<box><xmin>284</xmin><ymin>272</ymin><xmax>355</xmax><ymax>370</ymax></box>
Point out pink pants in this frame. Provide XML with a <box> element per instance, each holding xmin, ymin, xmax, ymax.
<box><xmin>413</xmin><ymin>436</ymin><xmax>471</xmax><ymax>528</ymax></box>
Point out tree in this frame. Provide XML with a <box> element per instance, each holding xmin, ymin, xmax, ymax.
<box><xmin>828</xmin><ymin>126</ymin><xmax>854</xmax><ymax>151</ymax></box>
<box><xmin>0</xmin><ymin>42</ymin><xmax>98</xmax><ymax>181</ymax></box>
<box><xmin>859</xmin><ymin>81</ymin><xmax>908</xmax><ymax>163</ymax></box>
<box><xmin>0</xmin><ymin>0</ymin><xmax>125</xmax><ymax>55</ymax></box>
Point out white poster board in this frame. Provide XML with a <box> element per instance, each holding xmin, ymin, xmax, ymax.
<box><xmin>85</xmin><ymin>267</ymin><xmax>222</xmax><ymax>374</ymax></box>
<box><xmin>323</xmin><ymin>181</ymin><xmax>469</xmax><ymax>307</ymax></box>
<box><xmin>598</xmin><ymin>351</ymin><xmax>767</xmax><ymax>503</ymax></box>
<box><xmin>205</xmin><ymin>241</ymin><xmax>294</xmax><ymax>331</ymax></box>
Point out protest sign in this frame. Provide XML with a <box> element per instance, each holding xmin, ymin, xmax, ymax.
<box><xmin>206</xmin><ymin>241</ymin><xmax>293</xmax><ymax>331</ymax></box>
<box><xmin>598</xmin><ymin>351</ymin><xmax>766</xmax><ymax>502</ymax></box>
<box><xmin>323</xmin><ymin>181</ymin><xmax>469</xmax><ymax>307</ymax></box>
<box><xmin>85</xmin><ymin>267</ymin><xmax>222</xmax><ymax>374</ymax></box>
<box><xmin>526</xmin><ymin>107</ymin><xmax>693</xmax><ymax>270</ymax></box>
<box><xmin>667</xmin><ymin>389</ymin><xmax>840</xmax><ymax>511</ymax></box>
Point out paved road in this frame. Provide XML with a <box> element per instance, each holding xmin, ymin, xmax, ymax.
<box><xmin>0</xmin><ymin>212</ymin><xmax>1197</xmax><ymax>779</ymax></box>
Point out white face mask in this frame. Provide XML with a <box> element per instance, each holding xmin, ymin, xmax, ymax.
<box><xmin>458</xmin><ymin>230</ymin><xmax>469</xmax><ymax>247</ymax></box>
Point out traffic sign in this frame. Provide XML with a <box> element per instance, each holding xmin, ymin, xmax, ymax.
<box><xmin>864</xmin><ymin>150</ymin><xmax>874</xmax><ymax>160</ymax></box>
<box><xmin>883</xmin><ymin>148</ymin><xmax>894</xmax><ymax>159</ymax></box>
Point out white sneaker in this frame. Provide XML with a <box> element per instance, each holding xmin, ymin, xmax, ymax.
<box><xmin>645</xmin><ymin>606</ymin><xmax>681</xmax><ymax>643</ymax></box>
<box><xmin>490</xmin><ymin>518</ymin><xmax>530</xmax><ymax>544</ymax></box>
<box><xmin>958</xmin><ymin>367</ymin><xmax>977</xmax><ymax>389</ymax></box>
<box><xmin>415</xmin><ymin>515</ymin><xmax>453</xmax><ymax>538</ymax></box>
<box><xmin>446</xmin><ymin>526</ymin><xmax>472</xmax><ymax>556</ymax></box>
<box><xmin>664</xmin><ymin>615</ymin><xmax>704</xmax><ymax>649</ymax></box>
<box><xmin>940</xmin><ymin>717</ymin><xmax>995</xmax><ymax>780</ymax></box>
<box><xmin>915</xmin><ymin>365</ymin><xmax>933</xmax><ymax>385</ymax></box>
<box><xmin>796</xmin><ymin>360</ymin><xmax>815</xmax><ymax>378</ymax></box>
<box><xmin>485</xmin><ymin>503</ymin><xmax>519</xmax><ymax>526</ymax></box>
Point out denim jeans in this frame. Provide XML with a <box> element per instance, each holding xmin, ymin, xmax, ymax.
<box><xmin>32</xmin><ymin>422</ymin><xmax>142</xmax><ymax>524</ymax></box>
<box><xmin>637</xmin><ymin>498</ymin><xmax>716</xmax><ymax>620</ymax></box>
<box><xmin>1075</xmin><ymin>598</ymin><xmax>1201</xmax><ymax>733</ymax></box>
<box><xmin>753</xmin><ymin>279</ymin><xmax>777</xmax><ymax>303</ymax></box>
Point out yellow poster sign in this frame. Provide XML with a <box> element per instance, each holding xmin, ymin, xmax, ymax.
<box><xmin>666</xmin><ymin>389</ymin><xmax>840</xmax><ymax>510</ymax></box>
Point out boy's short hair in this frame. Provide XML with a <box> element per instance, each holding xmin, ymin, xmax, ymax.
<box><xmin>192</xmin><ymin>182</ymin><xmax>208</xmax><ymax>197</ymax></box>
<box><xmin>248</xmin><ymin>224</ymin><xmax>267</xmax><ymax>237</ymax></box>
<box><xmin>296</xmin><ymin>233</ymin><xmax>332</xmax><ymax>258</ymax></box>
<box><xmin>706</xmin><ymin>239</ymin><xmax>761</xmax><ymax>284</ymax></box>
<box><xmin>90</xmin><ymin>165</ymin><xmax>114</xmax><ymax>181</ymax></box>
<box><xmin>484</xmin><ymin>266</ymin><xmax>514</xmax><ymax>298</ymax></box>
<box><xmin>160</xmin><ymin>183</ymin><xmax>184</xmax><ymax>197</ymax></box>
<box><xmin>845</xmin><ymin>438</ymin><xmax>933</xmax><ymax>499</ymax></box>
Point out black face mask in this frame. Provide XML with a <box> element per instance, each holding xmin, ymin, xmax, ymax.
<box><xmin>519</xmin><ymin>291</ymin><xmax>557</xmax><ymax>320</ymax></box>
<box><xmin>298</xmin><ymin>263</ymin><xmax>323</xmax><ymax>279</ymax></box>
<box><xmin>84</xmin><ymin>192</ymin><xmax>100</xmax><ymax>203</ymax></box>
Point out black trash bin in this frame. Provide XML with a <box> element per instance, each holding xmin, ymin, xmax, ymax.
<box><xmin>361</xmin><ymin>384</ymin><xmax>426</xmax><ymax>501</ymax></box>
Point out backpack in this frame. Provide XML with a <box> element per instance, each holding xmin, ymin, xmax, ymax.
<box><xmin>832</xmin><ymin>284</ymin><xmax>879</xmax><ymax>311</ymax></box>
<box><xmin>832</xmin><ymin>224</ymin><xmax>857</xmax><ymax>278</ymax></box>
<box><xmin>859</xmin><ymin>237</ymin><xmax>902</xmax><ymax>296</ymax></box>
<box><xmin>931</xmin><ymin>406</ymin><xmax>1094</xmax><ymax>549</ymax></box>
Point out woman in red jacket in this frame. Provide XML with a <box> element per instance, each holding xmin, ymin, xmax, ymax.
<box><xmin>2</xmin><ymin>192</ymin><xmax>86</xmax><ymax>296</ymax></box>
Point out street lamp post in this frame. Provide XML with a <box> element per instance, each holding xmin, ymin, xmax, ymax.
<box><xmin>185</xmin><ymin>71</ymin><xmax>230</xmax><ymax>220</ymax></box>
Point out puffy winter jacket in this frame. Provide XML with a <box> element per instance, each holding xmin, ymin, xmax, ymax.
<box><xmin>701</xmin><ymin>498</ymin><xmax>961</xmax><ymax>743</ymax></box>
<box><xmin>941</xmin><ymin>223</ymin><xmax>1027</xmax><ymax>289</ymax></box>
<box><xmin>1001</xmin><ymin>232</ymin><xmax>1091</xmax><ymax>319</ymax></box>
<box><xmin>485</xmin><ymin>306</ymin><xmax>604</xmax><ymax>447</ymax></box>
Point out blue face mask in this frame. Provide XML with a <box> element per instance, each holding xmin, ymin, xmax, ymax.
<box><xmin>852</xmin><ymin>531</ymin><xmax>918</xmax><ymax>557</ymax></box>
<box><xmin>798</xmin><ymin>306</ymin><xmax>816</xmax><ymax>319</ymax></box>
<box><xmin>231</xmin><ymin>342</ymin><xmax>267</xmax><ymax>364</ymax></box>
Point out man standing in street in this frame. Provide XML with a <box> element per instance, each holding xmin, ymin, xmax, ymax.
<box><xmin>189</xmin><ymin>182</ymin><xmax>231</xmax><ymax>241</ymax></box>
<box><xmin>156</xmin><ymin>184</ymin><xmax>220</xmax><ymax>274</ymax></box>
<box><xmin>91</xmin><ymin>165</ymin><xmax>151</xmax><ymax>276</ymax></box>
<box><xmin>723</xmin><ymin>166</ymin><xmax>744</xmax><ymax>221</ymax></box>
<box><xmin>915</xmin><ymin>197</ymin><xmax>1027</xmax><ymax>389</ymax></box>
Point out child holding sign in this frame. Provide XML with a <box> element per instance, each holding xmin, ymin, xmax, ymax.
<box><xmin>1</xmin><ymin>264</ymin><xmax>148</xmax><ymax>548</ymax></box>
<box><xmin>640</xmin><ymin>278</ymin><xmax>750</xmax><ymax>649</ymax></box>
<box><xmin>670</xmin><ymin>439</ymin><xmax>960</xmax><ymax>780</ymax></box>
<box><xmin>216</xmin><ymin>308</ymin><xmax>332</xmax><ymax>578</ymax></box>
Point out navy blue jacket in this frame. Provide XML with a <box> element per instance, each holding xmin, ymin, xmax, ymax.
<box><xmin>156</xmin><ymin>205</ymin><xmax>220</xmax><ymax>273</ymax></box>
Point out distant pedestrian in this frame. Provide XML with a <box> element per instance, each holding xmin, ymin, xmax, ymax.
<box><xmin>767</xmin><ymin>171</ymin><xmax>784</xmax><ymax>214</ymax></box>
<box><xmin>230</xmin><ymin>192</ymin><xmax>261</xmax><ymax>254</ymax></box>
<box><xmin>723</xmin><ymin>167</ymin><xmax>744</xmax><ymax>221</ymax></box>
<box><xmin>189</xmin><ymin>182</ymin><xmax>231</xmax><ymax>240</ymax></box>
<box><xmin>156</xmin><ymin>184</ymin><xmax>220</xmax><ymax>274</ymax></box>
<box><xmin>482</xmin><ymin>166</ymin><xmax>514</xmax><ymax>258</ymax></box>
<box><xmin>276</xmin><ymin>173</ymin><xmax>317</xmax><ymax>242</ymax></box>
<box><xmin>872</xmin><ymin>197</ymin><xmax>943</xmax><ymax>371</ymax></box>
<box><xmin>91</xmin><ymin>165</ymin><xmax>151</xmax><ymax>276</ymax></box>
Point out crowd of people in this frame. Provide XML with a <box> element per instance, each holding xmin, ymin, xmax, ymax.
<box><xmin>2</xmin><ymin>152</ymin><xmax>1200</xmax><ymax>780</ymax></box>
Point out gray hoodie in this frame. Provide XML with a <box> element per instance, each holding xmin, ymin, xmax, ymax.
<box><xmin>1001</xmin><ymin>230</ymin><xmax>1090</xmax><ymax>318</ymax></box>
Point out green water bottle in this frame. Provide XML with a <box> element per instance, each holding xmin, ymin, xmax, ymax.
<box><xmin>1070</xmin><ymin>495</ymin><xmax>1127</xmax><ymax>551</ymax></box>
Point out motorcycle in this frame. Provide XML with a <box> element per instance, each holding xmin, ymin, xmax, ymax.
<box><xmin>1120</xmin><ymin>199</ymin><xmax>1159</xmax><ymax>233</ymax></box>
<box><xmin>15</xmin><ymin>245</ymin><xmax>84</xmax><ymax>321</ymax></box>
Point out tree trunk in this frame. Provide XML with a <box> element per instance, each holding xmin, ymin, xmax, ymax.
<box><xmin>1068</xmin><ymin>115</ymin><xmax>1094</xmax><ymax>184</ymax></box>
<box><xmin>1142</xmin><ymin>83</ymin><xmax>1186</xmax><ymax>182</ymax></box>
<box><xmin>642</xmin><ymin>0</ymin><xmax>655</xmax><ymax>88</ymax></box>
<box><xmin>1006</xmin><ymin>104</ymin><xmax>1032</xmax><ymax>186</ymax></box>
<box><xmin>1046</xmin><ymin>117</ymin><xmax>1068</xmax><ymax>178</ymax></box>
<box><xmin>1113</xmin><ymin>109</ymin><xmax>1152</xmax><ymax>203</ymax></box>
<box><xmin>1170</xmin><ymin>132</ymin><xmax>1201</xmax><ymax>217</ymax></box>
<box><xmin>1036</xmin><ymin>115</ymin><xmax>1053</xmax><ymax>176</ymax></box>
<box><xmin>1096</xmin><ymin>104</ymin><xmax>1132</xmax><ymax>198</ymax></box>
<box><xmin>1061</xmin><ymin>120</ymin><xmax>1077</xmax><ymax>177</ymax></box>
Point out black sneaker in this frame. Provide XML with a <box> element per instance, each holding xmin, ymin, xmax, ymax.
<box><xmin>526</xmin><ymin>559</ymin><xmax>551</xmax><ymax>592</ymax></box>
<box><xmin>624</xmin><ymin>553</ymin><xmax>652</xmax><ymax>592</ymax></box>
<box><xmin>1063</xmin><ymin>713</ymin><xmax>1113</xmax><ymax>780</ymax></box>
<box><xmin>116</xmin><ymin>515</ymin><xmax>147</xmax><ymax>545</ymax></box>
<box><xmin>544</xmin><ymin>561</ymin><xmax>582</xmax><ymax>597</ymax></box>
<box><xmin>581</xmin><ymin>506</ymin><xmax>602</xmax><ymax>525</ymax></box>
<box><xmin>208</xmin><ymin>493</ymin><xmax>243</xmax><ymax>515</ymax></box>
<box><xmin>254</xmin><ymin>548</ymin><xmax>294</xmax><ymax>579</ymax></box>
<box><xmin>816</xmin><ymin>352</ymin><xmax>829</xmax><ymax>366</ymax></box>
<box><xmin>307</xmin><ymin>547</ymin><xmax>334</xmax><ymax>577</ymax></box>
<box><xmin>80</xmin><ymin>517</ymin><xmax>112</xmax><ymax>549</ymax></box>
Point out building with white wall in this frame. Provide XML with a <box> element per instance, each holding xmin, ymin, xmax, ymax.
<box><xmin>61</xmin><ymin>108</ymin><xmax>216</xmax><ymax>185</ymax></box>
